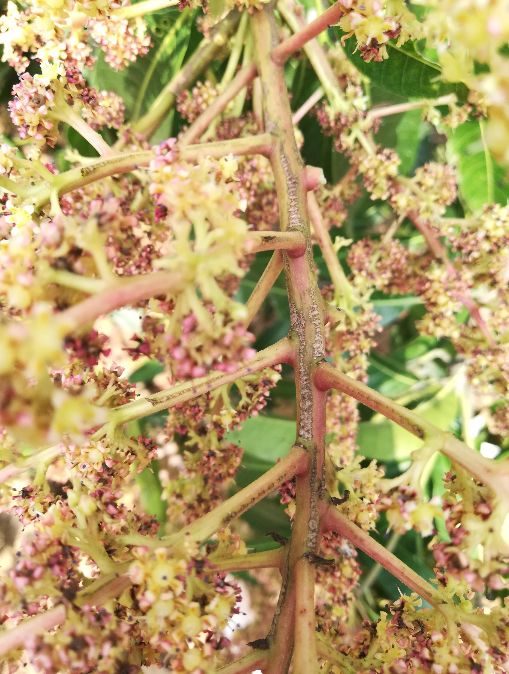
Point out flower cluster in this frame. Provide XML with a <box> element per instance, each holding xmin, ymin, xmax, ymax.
<box><xmin>328</xmin><ymin>589</ymin><xmax>509</xmax><ymax>673</ymax></box>
<box><xmin>314</xmin><ymin>531</ymin><xmax>361</xmax><ymax>639</ymax></box>
<box><xmin>418</xmin><ymin>0</ymin><xmax>509</xmax><ymax>164</ymax></box>
<box><xmin>8</xmin><ymin>69</ymin><xmax>124</xmax><ymax>150</ymax></box>
<box><xmin>128</xmin><ymin>546</ymin><xmax>240</xmax><ymax>670</ymax></box>
<box><xmin>339</xmin><ymin>0</ymin><xmax>401</xmax><ymax>62</ymax></box>
<box><xmin>161</xmin><ymin>365</ymin><xmax>280</xmax><ymax>525</ymax></box>
<box><xmin>329</xmin><ymin>456</ymin><xmax>384</xmax><ymax>531</ymax></box>
<box><xmin>391</xmin><ymin>163</ymin><xmax>457</xmax><ymax>222</ymax></box>
<box><xmin>148</xmin><ymin>148</ymin><xmax>249</xmax><ymax>330</ymax></box>
<box><xmin>132</xmin><ymin>305</ymin><xmax>257</xmax><ymax>378</ymax></box>
<box><xmin>177</xmin><ymin>80</ymin><xmax>220</xmax><ymax>124</ymax></box>
<box><xmin>432</xmin><ymin>469</ymin><xmax>509</xmax><ymax>591</ymax></box>
<box><xmin>2</xmin><ymin>0</ymin><xmax>509</xmax><ymax>672</ymax></box>
<box><xmin>0</xmin><ymin>0</ymin><xmax>150</xmax><ymax>74</ymax></box>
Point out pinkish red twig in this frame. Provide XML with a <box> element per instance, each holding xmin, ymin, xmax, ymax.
<box><xmin>272</xmin><ymin>1</ymin><xmax>347</xmax><ymax>64</ymax></box>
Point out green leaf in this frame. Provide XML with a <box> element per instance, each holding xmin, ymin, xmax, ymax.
<box><xmin>395</xmin><ymin>108</ymin><xmax>427</xmax><ymax>175</ymax></box>
<box><xmin>367</xmin><ymin>351</ymin><xmax>419</xmax><ymax>399</ymax></box>
<box><xmin>357</xmin><ymin>389</ymin><xmax>459</xmax><ymax>461</ymax></box>
<box><xmin>67</xmin><ymin>127</ymin><xmax>99</xmax><ymax>158</ymax></box>
<box><xmin>136</xmin><ymin>462</ymin><xmax>167</xmax><ymax>524</ymax></box>
<box><xmin>235</xmin><ymin>455</ymin><xmax>274</xmax><ymax>489</ymax></box>
<box><xmin>131</xmin><ymin>10</ymin><xmax>191</xmax><ymax>124</ymax></box>
<box><xmin>447</xmin><ymin>120</ymin><xmax>509</xmax><ymax>212</ymax></box>
<box><xmin>0</xmin><ymin>60</ymin><xmax>16</xmax><ymax>103</ymax></box>
<box><xmin>399</xmin><ymin>335</ymin><xmax>438</xmax><ymax>361</ymax></box>
<box><xmin>341</xmin><ymin>36</ymin><xmax>468</xmax><ymax>101</ymax></box>
<box><xmin>246</xmin><ymin>538</ymin><xmax>282</xmax><ymax>553</ymax></box>
<box><xmin>129</xmin><ymin>360</ymin><xmax>165</xmax><ymax>383</ymax></box>
<box><xmin>226</xmin><ymin>416</ymin><xmax>296</xmax><ymax>462</ymax></box>
<box><xmin>361</xmin><ymin>531</ymin><xmax>434</xmax><ymax>602</ymax></box>
<box><xmin>227</xmin><ymin>418</ymin><xmax>295</xmax><ymax>531</ymax></box>
<box><xmin>241</xmin><ymin>499</ymin><xmax>291</xmax><ymax>539</ymax></box>
<box><xmin>236</xmin><ymin>251</ymin><xmax>291</xmax><ymax>350</ymax></box>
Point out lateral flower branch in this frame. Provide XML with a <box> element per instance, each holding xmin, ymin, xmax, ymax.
<box><xmin>314</xmin><ymin>363</ymin><xmax>509</xmax><ymax>500</ymax></box>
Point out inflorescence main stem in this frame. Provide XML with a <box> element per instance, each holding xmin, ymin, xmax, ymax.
<box><xmin>252</xmin><ymin>7</ymin><xmax>327</xmax><ymax>672</ymax></box>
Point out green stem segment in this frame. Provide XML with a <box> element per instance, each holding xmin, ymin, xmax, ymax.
<box><xmin>107</xmin><ymin>337</ymin><xmax>293</xmax><ymax>427</ymax></box>
<box><xmin>56</xmin><ymin>105</ymin><xmax>111</xmax><ymax>156</ymax></box>
<box><xmin>167</xmin><ymin>447</ymin><xmax>308</xmax><ymax>548</ymax></box>
<box><xmin>316</xmin><ymin>635</ymin><xmax>358</xmax><ymax>674</ymax></box>
<box><xmin>246</xmin><ymin>250</ymin><xmax>284</xmax><ymax>324</ymax></box>
<box><xmin>307</xmin><ymin>192</ymin><xmax>354</xmax><ymax>301</ymax></box>
<box><xmin>133</xmin><ymin>11</ymin><xmax>240</xmax><ymax>138</ymax></box>
<box><xmin>117</xmin><ymin>447</ymin><xmax>306</xmax><ymax>549</ymax></box>
<box><xmin>113</xmin><ymin>0</ymin><xmax>179</xmax><ymax>19</ymax></box>
<box><xmin>30</xmin><ymin>134</ymin><xmax>273</xmax><ymax>210</ymax></box>
<box><xmin>220</xmin><ymin>11</ymin><xmax>249</xmax><ymax>89</ymax></box>
<box><xmin>0</xmin><ymin>175</ymin><xmax>25</xmax><ymax>196</ymax></box>
<box><xmin>210</xmin><ymin>547</ymin><xmax>285</xmax><ymax>572</ymax></box>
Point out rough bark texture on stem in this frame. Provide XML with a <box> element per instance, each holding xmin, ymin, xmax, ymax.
<box><xmin>252</xmin><ymin>6</ymin><xmax>327</xmax><ymax>672</ymax></box>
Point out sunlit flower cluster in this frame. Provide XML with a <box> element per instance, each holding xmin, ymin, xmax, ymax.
<box><xmin>148</xmin><ymin>149</ymin><xmax>249</xmax><ymax>331</ymax></box>
<box><xmin>0</xmin><ymin>0</ymin><xmax>150</xmax><ymax>74</ymax></box>
<box><xmin>128</xmin><ymin>546</ymin><xmax>240</xmax><ymax>670</ymax></box>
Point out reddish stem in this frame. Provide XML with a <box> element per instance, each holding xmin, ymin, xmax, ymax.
<box><xmin>180</xmin><ymin>64</ymin><xmax>258</xmax><ymax>145</ymax></box>
<box><xmin>272</xmin><ymin>1</ymin><xmax>347</xmax><ymax>64</ymax></box>
<box><xmin>58</xmin><ymin>271</ymin><xmax>182</xmax><ymax>332</ymax></box>
<box><xmin>293</xmin><ymin>87</ymin><xmax>324</xmax><ymax>125</ymax></box>
<box><xmin>0</xmin><ymin>575</ymin><xmax>130</xmax><ymax>657</ymax></box>
<box><xmin>322</xmin><ymin>507</ymin><xmax>443</xmax><ymax>606</ymax></box>
<box><xmin>0</xmin><ymin>606</ymin><xmax>66</xmax><ymax>658</ymax></box>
